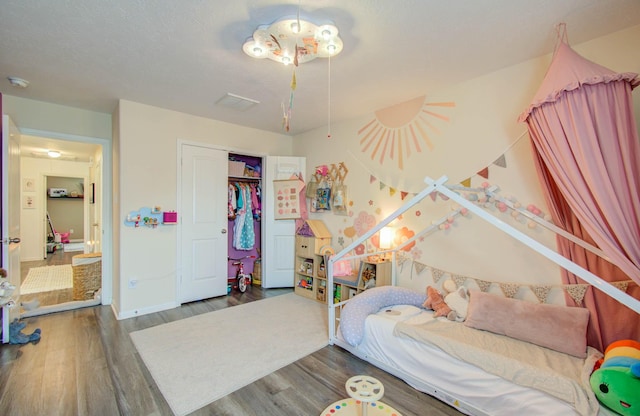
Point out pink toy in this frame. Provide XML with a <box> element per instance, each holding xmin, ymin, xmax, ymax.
<box><xmin>424</xmin><ymin>286</ymin><xmax>455</xmax><ymax>320</ymax></box>
<box><xmin>55</xmin><ymin>231</ymin><xmax>70</xmax><ymax>244</ymax></box>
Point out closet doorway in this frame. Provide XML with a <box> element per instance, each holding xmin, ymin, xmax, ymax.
<box><xmin>178</xmin><ymin>142</ymin><xmax>305</xmax><ymax>304</ymax></box>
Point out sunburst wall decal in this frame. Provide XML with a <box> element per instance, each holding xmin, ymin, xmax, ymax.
<box><xmin>358</xmin><ymin>95</ymin><xmax>455</xmax><ymax>170</ymax></box>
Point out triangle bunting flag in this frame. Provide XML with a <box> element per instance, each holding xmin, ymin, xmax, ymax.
<box><xmin>493</xmin><ymin>154</ymin><xmax>507</xmax><ymax>168</ymax></box>
<box><xmin>477</xmin><ymin>167</ymin><xmax>489</xmax><ymax>179</ymax></box>
<box><xmin>475</xmin><ymin>279</ymin><xmax>492</xmax><ymax>292</ymax></box>
<box><xmin>499</xmin><ymin>283</ymin><xmax>520</xmax><ymax>298</ymax></box>
<box><xmin>452</xmin><ymin>274</ymin><xmax>467</xmax><ymax>288</ymax></box>
<box><xmin>565</xmin><ymin>284</ymin><xmax>589</xmax><ymax>306</ymax></box>
<box><xmin>612</xmin><ymin>281</ymin><xmax>629</xmax><ymax>292</ymax></box>
<box><xmin>414</xmin><ymin>262</ymin><xmax>427</xmax><ymax>275</ymax></box>
<box><xmin>529</xmin><ymin>285</ymin><xmax>552</xmax><ymax>303</ymax></box>
<box><xmin>431</xmin><ymin>268</ymin><xmax>445</xmax><ymax>283</ymax></box>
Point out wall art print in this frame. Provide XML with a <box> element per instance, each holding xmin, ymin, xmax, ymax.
<box><xmin>273</xmin><ymin>179</ymin><xmax>301</xmax><ymax>220</ymax></box>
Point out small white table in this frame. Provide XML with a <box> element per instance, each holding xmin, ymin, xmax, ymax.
<box><xmin>320</xmin><ymin>375</ymin><xmax>401</xmax><ymax>416</ymax></box>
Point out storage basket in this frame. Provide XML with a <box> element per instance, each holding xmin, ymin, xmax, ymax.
<box><xmin>72</xmin><ymin>252</ymin><xmax>102</xmax><ymax>300</ymax></box>
<box><xmin>228</xmin><ymin>160</ymin><xmax>246</xmax><ymax>177</ymax></box>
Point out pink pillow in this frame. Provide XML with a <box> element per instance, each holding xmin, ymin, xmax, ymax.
<box><xmin>464</xmin><ymin>291</ymin><xmax>590</xmax><ymax>358</ymax></box>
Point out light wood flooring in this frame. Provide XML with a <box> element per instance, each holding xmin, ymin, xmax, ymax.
<box><xmin>0</xmin><ymin>286</ymin><xmax>463</xmax><ymax>416</ymax></box>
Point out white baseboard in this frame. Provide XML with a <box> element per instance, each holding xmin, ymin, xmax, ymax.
<box><xmin>117</xmin><ymin>301</ymin><xmax>178</xmax><ymax>320</ymax></box>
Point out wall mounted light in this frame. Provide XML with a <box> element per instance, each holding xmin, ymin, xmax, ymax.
<box><xmin>47</xmin><ymin>150</ymin><xmax>61</xmax><ymax>158</ymax></box>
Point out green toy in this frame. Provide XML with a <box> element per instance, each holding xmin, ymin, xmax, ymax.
<box><xmin>590</xmin><ymin>339</ymin><xmax>640</xmax><ymax>416</ymax></box>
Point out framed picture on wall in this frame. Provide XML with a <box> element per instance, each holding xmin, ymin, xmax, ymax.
<box><xmin>23</xmin><ymin>195</ymin><xmax>35</xmax><ymax>209</ymax></box>
<box><xmin>90</xmin><ymin>183</ymin><xmax>95</xmax><ymax>204</ymax></box>
<box><xmin>273</xmin><ymin>179</ymin><xmax>301</xmax><ymax>220</ymax></box>
<box><xmin>23</xmin><ymin>178</ymin><xmax>35</xmax><ymax>192</ymax></box>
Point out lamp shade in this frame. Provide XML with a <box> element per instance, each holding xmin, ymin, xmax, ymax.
<box><xmin>380</xmin><ymin>227</ymin><xmax>394</xmax><ymax>250</ymax></box>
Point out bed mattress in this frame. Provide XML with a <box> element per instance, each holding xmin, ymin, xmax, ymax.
<box><xmin>337</xmin><ymin>305</ymin><xmax>613</xmax><ymax>416</ymax></box>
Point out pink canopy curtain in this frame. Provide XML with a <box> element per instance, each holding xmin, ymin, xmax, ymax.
<box><xmin>532</xmin><ymin>154</ymin><xmax>640</xmax><ymax>351</ymax></box>
<box><xmin>519</xmin><ymin>39</ymin><xmax>640</xmax><ymax>350</ymax></box>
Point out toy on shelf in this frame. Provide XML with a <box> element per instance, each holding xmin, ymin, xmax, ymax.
<box><xmin>125</xmin><ymin>207</ymin><xmax>177</xmax><ymax>228</ymax></box>
<box><xmin>143</xmin><ymin>216</ymin><xmax>159</xmax><ymax>228</ymax></box>
<box><xmin>163</xmin><ymin>211</ymin><xmax>178</xmax><ymax>224</ymax></box>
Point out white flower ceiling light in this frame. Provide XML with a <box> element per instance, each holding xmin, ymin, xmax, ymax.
<box><xmin>242</xmin><ymin>16</ymin><xmax>343</xmax><ymax>65</ymax></box>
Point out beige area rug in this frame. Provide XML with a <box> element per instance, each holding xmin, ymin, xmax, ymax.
<box><xmin>130</xmin><ymin>293</ymin><xmax>328</xmax><ymax>416</ymax></box>
<box><xmin>21</xmin><ymin>265</ymin><xmax>73</xmax><ymax>295</ymax></box>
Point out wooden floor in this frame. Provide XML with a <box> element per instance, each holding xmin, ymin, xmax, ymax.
<box><xmin>0</xmin><ymin>286</ymin><xmax>462</xmax><ymax>416</ymax></box>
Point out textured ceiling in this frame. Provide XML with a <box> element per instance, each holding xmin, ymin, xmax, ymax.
<box><xmin>2</xmin><ymin>0</ymin><xmax>640</xmax><ymax>145</ymax></box>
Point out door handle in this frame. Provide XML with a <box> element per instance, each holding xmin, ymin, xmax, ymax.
<box><xmin>2</xmin><ymin>237</ymin><xmax>21</xmax><ymax>244</ymax></box>
<box><xmin>221</xmin><ymin>229</ymin><xmax>227</xmax><ymax>234</ymax></box>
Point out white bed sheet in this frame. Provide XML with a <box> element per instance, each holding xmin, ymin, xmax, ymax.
<box><xmin>337</xmin><ymin>306</ymin><xmax>610</xmax><ymax>416</ymax></box>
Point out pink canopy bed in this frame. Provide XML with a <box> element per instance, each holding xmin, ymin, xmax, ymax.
<box><xmin>518</xmin><ymin>29</ymin><xmax>640</xmax><ymax>350</ymax></box>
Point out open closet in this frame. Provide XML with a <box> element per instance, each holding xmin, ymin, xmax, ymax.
<box><xmin>179</xmin><ymin>145</ymin><xmax>305</xmax><ymax>303</ymax></box>
<box><xmin>227</xmin><ymin>153</ymin><xmax>262</xmax><ymax>287</ymax></box>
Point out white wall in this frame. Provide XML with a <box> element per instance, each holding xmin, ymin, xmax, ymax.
<box><xmin>294</xmin><ymin>25</ymin><xmax>640</xmax><ymax>304</ymax></box>
<box><xmin>114</xmin><ymin>100</ymin><xmax>293</xmax><ymax>318</ymax></box>
<box><xmin>2</xmin><ymin>96</ymin><xmax>112</xmax><ymax>140</ymax></box>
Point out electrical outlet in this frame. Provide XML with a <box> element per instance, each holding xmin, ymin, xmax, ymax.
<box><xmin>128</xmin><ymin>279</ymin><xmax>138</xmax><ymax>288</ymax></box>
<box><xmin>69</xmin><ymin>228</ymin><xmax>74</xmax><ymax>234</ymax></box>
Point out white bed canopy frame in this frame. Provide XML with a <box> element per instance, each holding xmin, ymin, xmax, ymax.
<box><xmin>327</xmin><ymin>175</ymin><xmax>640</xmax><ymax>344</ymax></box>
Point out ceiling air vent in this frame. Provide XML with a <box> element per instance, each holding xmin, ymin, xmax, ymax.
<box><xmin>216</xmin><ymin>93</ymin><xmax>260</xmax><ymax>111</ymax></box>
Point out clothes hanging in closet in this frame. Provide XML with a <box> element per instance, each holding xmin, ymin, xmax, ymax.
<box><xmin>229</xmin><ymin>182</ymin><xmax>261</xmax><ymax>250</ymax></box>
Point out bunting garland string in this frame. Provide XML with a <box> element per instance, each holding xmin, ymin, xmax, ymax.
<box><xmin>348</xmin><ymin>129</ymin><xmax>529</xmax><ymax>199</ymax></box>
<box><xmin>408</xmin><ymin>260</ymin><xmax>636</xmax><ymax>305</ymax></box>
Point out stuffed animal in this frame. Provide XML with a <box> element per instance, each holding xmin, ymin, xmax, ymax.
<box><xmin>9</xmin><ymin>319</ymin><xmax>41</xmax><ymax>345</ymax></box>
<box><xmin>424</xmin><ymin>286</ymin><xmax>455</xmax><ymax>320</ymax></box>
<box><xmin>590</xmin><ymin>339</ymin><xmax>640</xmax><ymax>416</ymax></box>
<box><xmin>443</xmin><ymin>283</ymin><xmax>470</xmax><ymax>321</ymax></box>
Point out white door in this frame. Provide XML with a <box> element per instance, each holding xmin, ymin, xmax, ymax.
<box><xmin>179</xmin><ymin>144</ymin><xmax>228</xmax><ymax>303</ymax></box>
<box><xmin>2</xmin><ymin>115</ymin><xmax>22</xmax><ymax>343</ymax></box>
<box><xmin>262</xmin><ymin>156</ymin><xmax>305</xmax><ymax>288</ymax></box>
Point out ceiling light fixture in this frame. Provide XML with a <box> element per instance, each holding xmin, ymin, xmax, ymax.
<box><xmin>242</xmin><ymin>16</ymin><xmax>343</xmax><ymax>66</ymax></box>
<box><xmin>47</xmin><ymin>150</ymin><xmax>61</xmax><ymax>158</ymax></box>
<box><xmin>7</xmin><ymin>76</ymin><xmax>29</xmax><ymax>88</ymax></box>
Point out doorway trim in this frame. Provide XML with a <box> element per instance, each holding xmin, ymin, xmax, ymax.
<box><xmin>20</xmin><ymin>128</ymin><xmax>113</xmax><ymax>304</ymax></box>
